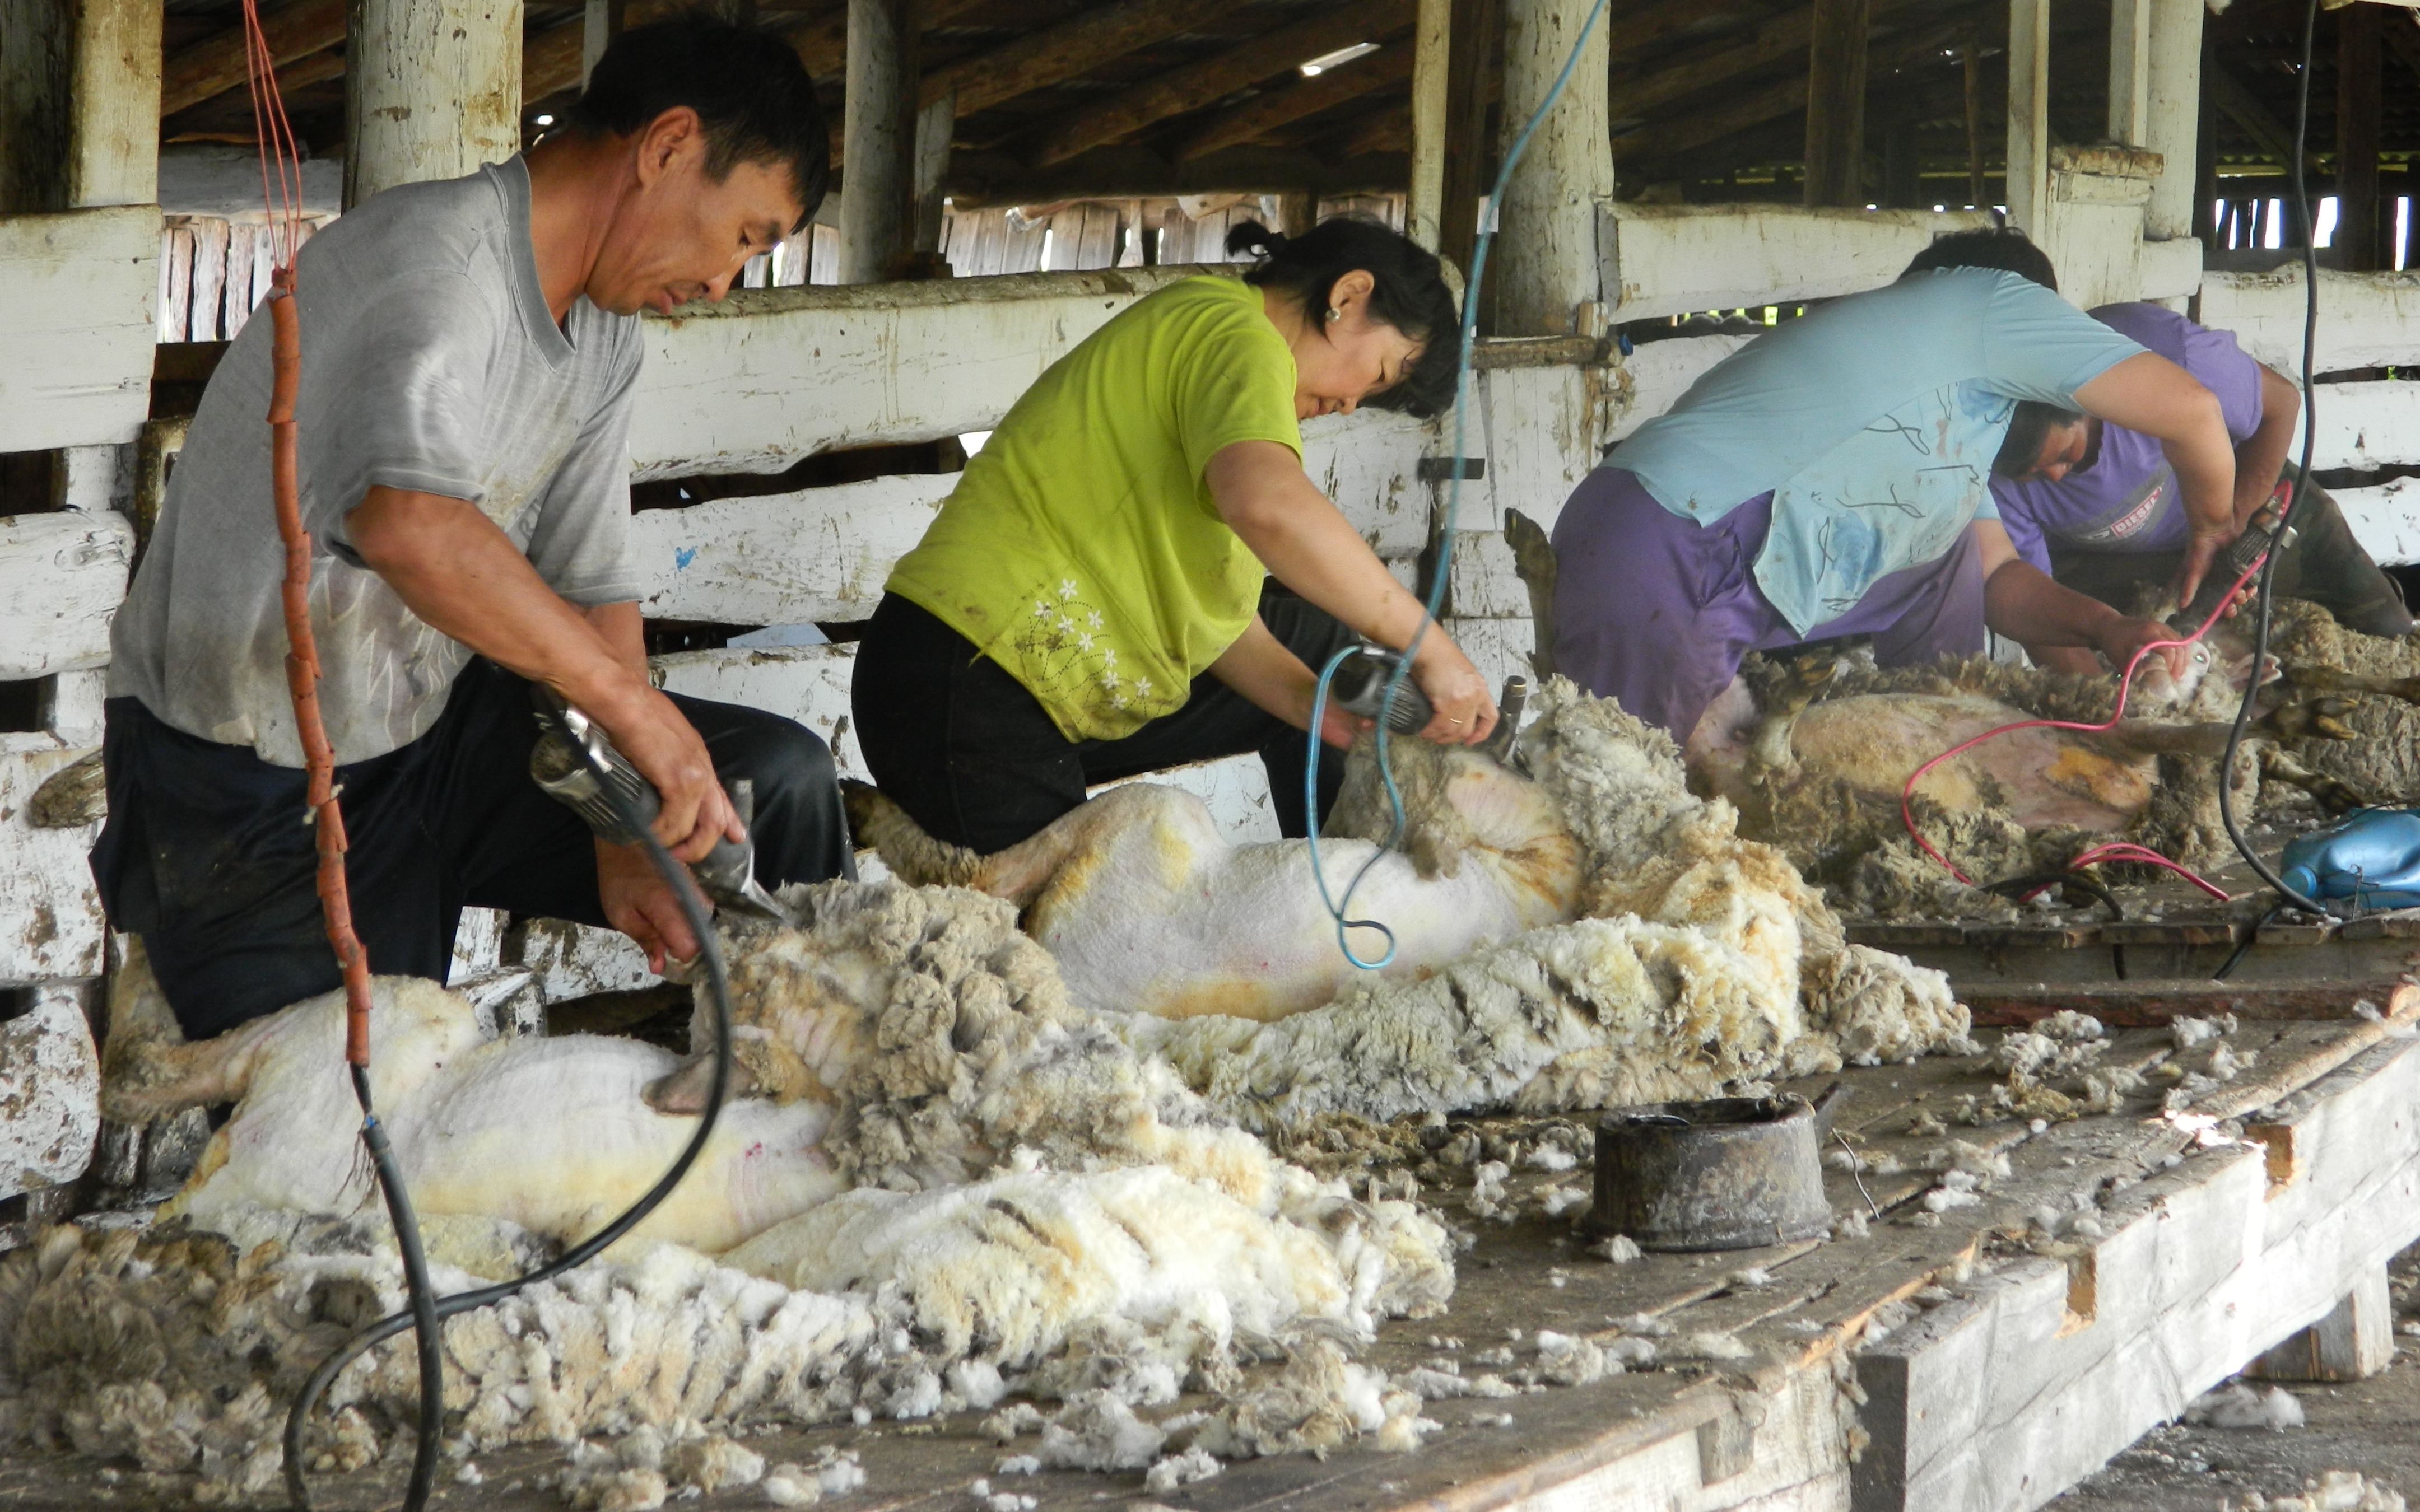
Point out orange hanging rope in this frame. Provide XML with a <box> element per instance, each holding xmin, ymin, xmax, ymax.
<box><xmin>240</xmin><ymin>0</ymin><xmax>374</xmax><ymax>1065</ymax></box>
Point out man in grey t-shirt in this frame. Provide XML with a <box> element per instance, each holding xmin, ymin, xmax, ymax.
<box><xmin>95</xmin><ymin>17</ymin><xmax>853</xmax><ymax>1040</ymax></box>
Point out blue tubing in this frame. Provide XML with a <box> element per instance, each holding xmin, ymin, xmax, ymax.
<box><xmin>1307</xmin><ymin>0</ymin><xmax>1611</xmax><ymax>969</ymax></box>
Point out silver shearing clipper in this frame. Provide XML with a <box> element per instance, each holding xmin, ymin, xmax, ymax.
<box><xmin>529</xmin><ymin>687</ymin><xmax>797</xmax><ymax>926</ymax></box>
<box><xmin>1331</xmin><ymin>647</ymin><xmax>1436</xmax><ymax>734</ymax></box>
<box><xmin>2171</xmin><ymin>496</ymin><xmax>2297</xmax><ymax>636</ymax></box>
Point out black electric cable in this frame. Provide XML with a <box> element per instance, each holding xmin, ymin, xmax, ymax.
<box><xmin>2212</xmin><ymin>902</ymin><xmax>2290</xmax><ymax>981</ymax></box>
<box><xmin>350</xmin><ymin>1062</ymin><xmax>445</xmax><ymax>1511</ymax></box>
<box><xmin>2213</xmin><ymin>0</ymin><xmax>2338</xmax><ymax>921</ymax></box>
<box><xmin>285</xmin><ymin>752</ymin><xmax>736</xmax><ymax>1511</ymax></box>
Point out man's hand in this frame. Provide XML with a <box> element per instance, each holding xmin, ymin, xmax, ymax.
<box><xmin>586</xmin><ymin>685</ymin><xmax>744</xmax><ymax>863</ymax></box>
<box><xmin>2092</xmin><ymin>615</ymin><xmax>2191</xmax><ymax>683</ymax></box>
<box><xmin>596</xmin><ymin>838</ymin><xmax>699</xmax><ymax>974</ymax></box>
<box><xmin>2170</xmin><ymin>528</ymin><xmax>2241</xmax><ymax>616</ymax></box>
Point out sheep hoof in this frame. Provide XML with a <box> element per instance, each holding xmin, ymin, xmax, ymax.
<box><xmin>643</xmin><ymin>1055</ymin><xmax>720</xmax><ymax>1116</ymax></box>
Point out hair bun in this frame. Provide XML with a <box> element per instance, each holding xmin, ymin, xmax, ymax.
<box><xmin>1223</xmin><ymin>220</ymin><xmax>1286</xmax><ymax>260</ymax></box>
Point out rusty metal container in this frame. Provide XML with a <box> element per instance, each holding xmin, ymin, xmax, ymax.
<box><xmin>1589</xmin><ymin>1088</ymin><xmax>1840</xmax><ymax>1252</ymax></box>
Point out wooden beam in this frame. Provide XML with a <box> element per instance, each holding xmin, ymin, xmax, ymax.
<box><xmin>2207</xmin><ymin>59</ymin><xmax>2304</xmax><ymax>169</ymax></box>
<box><xmin>69</xmin><ymin>0</ymin><xmax>162</xmax><ymax>207</ymax></box>
<box><xmin>922</xmin><ymin>0</ymin><xmax>1230</xmax><ymax>119</ymax></box>
<box><xmin>1023</xmin><ymin>0</ymin><xmax>1412</xmax><ymax>167</ymax></box>
<box><xmin>1437</xmin><ymin>0</ymin><xmax>1501</xmax><ymax>278</ymax></box>
<box><xmin>2142</xmin><ymin>0</ymin><xmax>2200</xmax><ymax>239</ymax></box>
<box><xmin>1331</xmin><ymin>97</ymin><xmax>1414</xmax><ymax>158</ymax></box>
<box><xmin>348</xmin><ymin>0</ymin><xmax>523</xmax><ymax>205</ymax></box>
<box><xmin>160</xmin><ymin>0</ymin><xmax>346</xmax><ymax>117</ymax></box>
<box><xmin>1612</xmin><ymin>0</ymin><xmax>1922</xmax><ymax>128</ymax></box>
<box><xmin>1495</xmin><ymin>0</ymin><xmax>1612</xmax><ymax>337</ymax></box>
<box><xmin>2005</xmin><ymin>0</ymin><xmax>2047</xmax><ymax>231</ymax></box>
<box><xmin>2386</xmin><ymin>10</ymin><xmax>2420</xmax><ymax>90</ymax></box>
<box><xmin>946</xmin><ymin>143</ymin><xmax>1407</xmax><ymax>207</ymax></box>
<box><xmin>1803</xmin><ymin>0</ymin><xmax>1870</xmax><ymax>206</ymax></box>
<box><xmin>1611</xmin><ymin>13</ymin><xmax>1966</xmax><ymax>168</ymax></box>
<box><xmin>841</xmin><ymin>0</ymin><xmax>917</xmax><ymax>281</ymax></box>
<box><xmin>1173</xmin><ymin>39</ymin><xmax>1413</xmax><ymax>162</ymax></box>
<box><xmin>1408</xmin><ymin>0</ymin><xmax>1451</xmax><ymax>248</ymax></box>
<box><xmin>1602</xmin><ymin>0</ymin><xmax>1762</xmax><ymax>63</ymax></box>
<box><xmin>2337</xmin><ymin>1</ymin><xmax>2382</xmax><ymax>270</ymax></box>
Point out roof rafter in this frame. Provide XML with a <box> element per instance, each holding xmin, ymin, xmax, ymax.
<box><xmin>1174</xmin><ymin>36</ymin><xmax>1414</xmax><ymax>162</ymax></box>
<box><xmin>1021</xmin><ymin>0</ymin><xmax>1413</xmax><ymax>167</ymax></box>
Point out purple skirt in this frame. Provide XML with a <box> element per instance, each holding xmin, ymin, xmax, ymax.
<box><xmin>1547</xmin><ymin>468</ymin><xmax>1986</xmax><ymax>741</ymax></box>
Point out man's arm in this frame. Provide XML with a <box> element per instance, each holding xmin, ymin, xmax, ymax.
<box><xmin>348</xmin><ymin>487</ymin><xmax>739</xmax><ymax>865</ymax></box>
<box><xmin>2070</xmin><ymin>352</ymin><xmax>2238</xmax><ymax>603</ymax></box>
<box><xmin>2233</xmin><ymin>362</ymin><xmax>2302</xmax><ymax>527</ymax></box>
<box><xmin>581</xmin><ymin>601</ymin><xmax>710</xmax><ymax>970</ymax></box>
<box><xmin>1976</xmin><ymin>520</ymin><xmax>2189</xmax><ymax>680</ymax></box>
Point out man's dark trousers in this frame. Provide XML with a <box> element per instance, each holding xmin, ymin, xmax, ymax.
<box><xmin>92</xmin><ymin>659</ymin><xmax>853</xmax><ymax>1040</ymax></box>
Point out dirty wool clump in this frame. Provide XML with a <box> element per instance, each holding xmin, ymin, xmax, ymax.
<box><xmin>1129</xmin><ymin>681</ymin><xmax>1971</xmax><ymax>1131</ymax></box>
<box><xmin>2</xmin><ymin>883</ymin><xmax>1459</xmax><ymax>1497</ymax></box>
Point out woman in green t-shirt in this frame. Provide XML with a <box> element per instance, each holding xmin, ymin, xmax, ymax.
<box><xmin>854</xmin><ymin>217</ymin><xmax>1498</xmax><ymax>853</ymax></box>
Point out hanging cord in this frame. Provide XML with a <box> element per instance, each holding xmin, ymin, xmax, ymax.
<box><xmin>1901</xmin><ymin>0</ymin><xmax>2335</xmax><ymax>921</ymax></box>
<box><xmin>243</xmin><ymin>7</ymin><xmax>739</xmax><ymax>1504</ymax></box>
<box><xmin>1306</xmin><ymin>0</ymin><xmax>1612</xmax><ymax>966</ymax></box>
<box><xmin>2212</xmin><ymin>0</ymin><xmax>2335</xmax><ymax>920</ymax></box>
<box><xmin>283</xmin><ymin>767</ymin><xmax>734</xmax><ymax>1510</ymax></box>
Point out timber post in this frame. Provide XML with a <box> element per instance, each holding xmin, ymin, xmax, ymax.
<box><xmin>2338</xmin><ymin>1</ymin><xmax>2382</xmax><ymax>271</ymax></box>
<box><xmin>841</xmin><ymin>0</ymin><xmax>917</xmax><ymax>282</ymax></box>
<box><xmin>1493</xmin><ymin>0</ymin><xmax>1611</xmax><ymax>338</ymax></box>
<box><xmin>580</xmin><ymin>0</ymin><xmax>624</xmax><ymax>88</ymax></box>
<box><xmin>1803</xmin><ymin>0</ymin><xmax>1871</xmax><ymax>207</ymax></box>
<box><xmin>1437</xmin><ymin>0</ymin><xmax>1500</xmax><ymax>291</ymax></box>
<box><xmin>911</xmin><ymin>84</ymin><xmax>952</xmax><ymax>260</ymax></box>
<box><xmin>2129</xmin><ymin>0</ymin><xmax>2204</xmax><ymax>245</ymax></box>
<box><xmin>2005</xmin><ymin>0</ymin><xmax>2050</xmax><ymax>234</ymax></box>
<box><xmin>1408</xmin><ymin>0</ymin><xmax>1451</xmax><ymax>250</ymax></box>
<box><xmin>345</xmin><ymin>0</ymin><xmax>525</xmax><ymax>206</ymax></box>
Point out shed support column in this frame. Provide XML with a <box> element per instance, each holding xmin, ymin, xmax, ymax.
<box><xmin>2115</xmin><ymin>0</ymin><xmax>2203</xmax><ymax>242</ymax></box>
<box><xmin>2337</xmin><ymin>0</ymin><xmax>2382</xmax><ymax>271</ymax></box>
<box><xmin>1803</xmin><ymin>0</ymin><xmax>1871</xmax><ymax>208</ymax></box>
<box><xmin>841</xmin><ymin>0</ymin><xmax>918</xmax><ymax>283</ymax></box>
<box><xmin>1493</xmin><ymin>0</ymin><xmax>1610</xmax><ymax>337</ymax></box>
<box><xmin>2250</xmin><ymin>1264</ymin><xmax>2395</xmax><ymax>1382</ymax></box>
<box><xmin>346</xmin><ymin>0</ymin><xmax>526</xmax><ymax>206</ymax></box>
<box><xmin>2005</xmin><ymin>0</ymin><xmax>2049</xmax><ymax>234</ymax></box>
<box><xmin>911</xmin><ymin>86</ymin><xmax>951</xmax><ymax>259</ymax></box>
<box><xmin>2</xmin><ymin>0</ymin><xmax>157</xmax><ymax>213</ymax></box>
<box><xmin>1408</xmin><ymin>0</ymin><xmax>1452</xmax><ymax>251</ymax></box>
<box><xmin>1437</xmin><ymin>0</ymin><xmax>1501</xmax><ymax>286</ymax></box>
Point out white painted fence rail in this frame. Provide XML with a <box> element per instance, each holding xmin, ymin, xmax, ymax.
<box><xmin>1607</xmin><ymin>204</ymin><xmax>1992</xmax><ymax>322</ymax></box>
<box><xmin>0</xmin><ymin>510</ymin><xmax>136</xmax><ymax>680</ymax></box>
<box><xmin>630</xmin><ymin>266</ymin><xmax>1199</xmax><ymax>479</ymax></box>
<box><xmin>2290</xmin><ymin>379</ymin><xmax>2420</xmax><ymax>473</ymax></box>
<box><xmin>2198</xmin><ymin>267</ymin><xmax>2420</xmax><ymax>376</ymax></box>
<box><xmin>0</xmin><ymin>735</ymin><xmax>108</xmax><ymax>986</ymax></box>
<box><xmin>0</xmin><ymin>207</ymin><xmax>161</xmax><ymax>454</ymax></box>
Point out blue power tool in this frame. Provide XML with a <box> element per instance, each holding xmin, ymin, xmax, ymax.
<box><xmin>2280</xmin><ymin>808</ymin><xmax>2420</xmax><ymax>908</ymax></box>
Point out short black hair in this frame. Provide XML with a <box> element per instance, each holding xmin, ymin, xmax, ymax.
<box><xmin>570</xmin><ymin>11</ymin><xmax>829</xmax><ymax>231</ymax></box>
<box><xmin>1902</xmin><ymin>225</ymin><xmax>2059</xmax><ymax>291</ymax></box>
<box><xmin>1993</xmin><ymin>399</ymin><xmax>2089</xmax><ymax>477</ymax></box>
<box><xmin>1225</xmin><ymin>217</ymin><xmax>1463</xmax><ymax>417</ymax></box>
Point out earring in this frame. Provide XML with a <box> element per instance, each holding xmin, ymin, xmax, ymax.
<box><xmin>1324</xmin><ymin>306</ymin><xmax>1342</xmax><ymax>322</ymax></box>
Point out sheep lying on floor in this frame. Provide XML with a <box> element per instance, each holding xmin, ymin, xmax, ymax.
<box><xmin>1687</xmin><ymin>600</ymin><xmax>2420</xmax><ymax>917</ymax></box>
<box><xmin>833</xmin><ymin>678</ymin><xmax>1967</xmax><ymax>1128</ymax></box>
<box><xmin>21</xmin><ymin>888</ymin><xmax>1451</xmax><ymax>1497</ymax></box>
<box><xmin>844</xmin><ymin>735</ymin><xmax>1579</xmax><ymax>1023</ymax></box>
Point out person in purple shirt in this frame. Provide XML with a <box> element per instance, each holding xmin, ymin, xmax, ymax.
<box><xmin>1990</xmin><ymin>304</ymin><xmax>2411</xmax><ymax>671</ymax></box>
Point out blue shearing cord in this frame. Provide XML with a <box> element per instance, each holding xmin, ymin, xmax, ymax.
<box><xmin>1306</xmin><ymin>0</ymin><xmax>1612</xmax><ymax>970</ymax></box>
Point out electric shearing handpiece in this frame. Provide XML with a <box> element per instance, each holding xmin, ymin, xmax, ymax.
<box><xmin>529</xmin><ymin>686</ymin><xmax>796</xmax><ymax>926</ymax></box>
<box><xmin>2170</xmin><ymin>494</ymin><xmax>2298</xmax><ymax>636</ymax></box>
<box><xmin>1330</xmin><ymin>647</ymin><xmax>1436</xmax><ymax>734</ymax></box>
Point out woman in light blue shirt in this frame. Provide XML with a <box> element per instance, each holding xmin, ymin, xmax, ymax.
<box><xmin>1550</xmin><ymin>228</ymin><xmax>2241</xmax><ymax>744</ymax></box>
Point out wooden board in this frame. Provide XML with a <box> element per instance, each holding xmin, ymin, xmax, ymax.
<box><xmin>0</xmin><ymin>206</ymin><xmax>161</xmax><ymax>453</ymax></box>
<box><xmin>0</xmin><ymin>510</ymin><xmax>136</xmax><ymax>680</ymax></box>
<box><xmin>2292</xmin><ymin>377</ymin><xmax>2420</xmax><ymax>473</ymax></box>
<box><xmin>0</xmin><ymin>736</ymin><xmax>108</xmax><ymax>985</ymax></box>
<box><xmin>2198</xmin><ymin>266</ymin><xmax>2420</xmax><ymax>375</ymax></box>
<box><xmin>630</xmin><ymin>475</ymin><xmax>953</xmax><ymax>626</ymax></box>
<box><xmin>628</xmin><ymin>267</ymin><xmax>1202</xmax><ymax>478</ymax></box>
<box><xmin>2336</xmin><ymin>474</ymin><xmax>2420</xmax><ymax>568</ymax></box>
<box><xmin>0</xmin><ymin>982</ymin><xmax>100</xmax><ymax>1200</ymax></box>
<box><xmin>1607</xmin><ymin>204</ymin><xmax>1993</xmax><ymax>321</ymax></box>
<box><xmin>1609</xmin><ymin>333</ymin><xmax>1753</xmax><ymax>443</ymax></box>
<box><xmin>1963</xmin><ymin>978</ymin><xmax>2416</xmax><ymax>1027</ymax></box>
<box><xmin>651</xmin><ymin>642</ymin><xmax>869</xmax><ymax>781</ymax></box>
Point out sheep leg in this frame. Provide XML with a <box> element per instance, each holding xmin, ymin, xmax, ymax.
<box><xmin>98</xmin><ymin>937</ymin><xmax>282</xmax><ymax>1124</ymax></box>
<box><xmin>2258</xmin><ymin>746</ymin><xmax>2370</xmax><ymax>814</ymax></box>
<box><xmin>2280</xmin><ymin>662</ymin><xmax>2420</xmax><ymax>709</ymax></box>
<box><xmin>1504</xmin><ymin>508</ymin><xmax>1558</xmax><ymax>682</ymax></box>
<box><xmin>841</xmin><ymin>777</ymin><xmax>1167</xmax><ymax>909</ymax></box>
